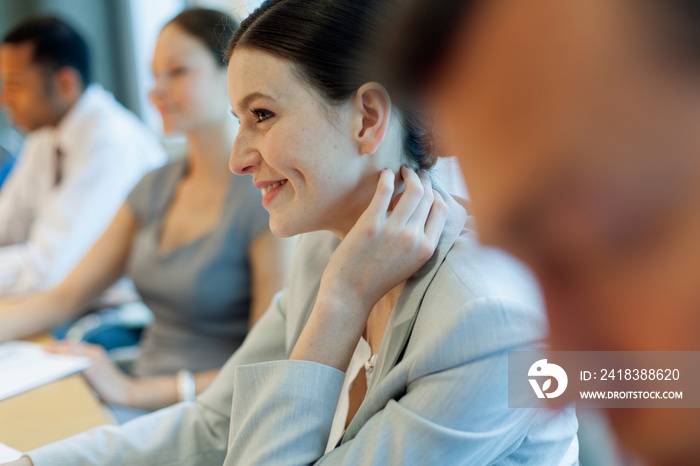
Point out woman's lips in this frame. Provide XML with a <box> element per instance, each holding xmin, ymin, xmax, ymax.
<box><xmin>258</xmin><ymin>179</ymin><xmax>288</xmax><ymax>207</ymax></box>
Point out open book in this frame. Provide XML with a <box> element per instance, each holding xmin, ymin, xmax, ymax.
<box><xmin>0</xmin><ymin>341</ymin><xmax>91</xmax><ymax>402</ymax></box>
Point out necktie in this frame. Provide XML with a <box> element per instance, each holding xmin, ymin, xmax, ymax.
<box><xmin>54</xmin><ymin>146</ymin><xmax>63</xmax><ymax>187</ymax></box>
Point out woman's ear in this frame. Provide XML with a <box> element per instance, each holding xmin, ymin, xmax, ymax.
<box><xmin>351</xmin><ymin>82</ymin><xmax>392</xmax><ymax>155</ymax></box>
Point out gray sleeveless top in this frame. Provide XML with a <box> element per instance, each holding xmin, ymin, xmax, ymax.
<box><xmin>125</xmin><ymin>159</ymin><xmax>269</xmax><ymax>376</ymax></box>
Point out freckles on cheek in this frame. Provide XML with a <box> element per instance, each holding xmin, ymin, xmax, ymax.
<box><xmin>274</xmin><ymin>129</ymin><xmax>309</xmax><ymax>176</ymax></box>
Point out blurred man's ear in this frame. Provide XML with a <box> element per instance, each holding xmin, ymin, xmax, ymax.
<box><xmin>52</xmin><ymin>66</ymin><xmax>83</xmax><ymax>103</ymax></box>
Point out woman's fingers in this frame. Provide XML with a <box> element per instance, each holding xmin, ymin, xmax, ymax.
<box><xmin>406</xmin><ymin>171</ymin><xmax>435</xmax><ymax>228</ymax></box>
<box><xmin>43</xmin><ymin>341</ymin><xmax>77</xmax><ymax>354</ymax></box>
<box><xmin>44</xmin><ymin>341</ymin><xmax>101</xmax><ymax>359</ymax></box>
<box><xmin>364</xmin><ymin>169</ymin><xmax>395</xmax><ymax>221</ymax></box>
<box><xmin>389</xmin><ymin>166</ymin><xmax>424</xmax><ymax>224</ymax></box>
<box><xmin>424</xmin><ymin>190</ymin><xmax>448</xmax><ymax>247</ymax></box>
<box><xmin>320</xmin><ymin>166</ymin><xmax>450</xmax><ymax>313</ymax></box>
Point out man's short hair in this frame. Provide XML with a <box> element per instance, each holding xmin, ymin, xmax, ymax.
<box><xmin>3</xmin><ymin>16</ymin><xmax>90</xmax><ymax>88</ymax></box>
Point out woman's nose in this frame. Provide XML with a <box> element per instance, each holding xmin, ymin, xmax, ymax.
<box><xmin>229</xmin><ymin>131</ymin><xmax>261</xmax><ymax>175</ymax></box>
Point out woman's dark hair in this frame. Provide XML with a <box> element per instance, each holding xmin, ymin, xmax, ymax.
<box><xmin>168</xmin><ymin>8</ymin><xmax>239</xmax><ymax>68</ymax></box>
<box><xmin>3</xmin><ymin>16</ymin><xmax>90</xmax><ymax>88</ymax></box>
<box><xmin>225</xmin><ymin>0</ymin><xmax>436</xmax><ymax>170</ymax></box>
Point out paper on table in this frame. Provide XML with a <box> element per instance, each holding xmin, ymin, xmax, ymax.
<box><xmin>0</xmin><ymin>341</ymin><xmax>91</xmax><ymax>402</ymax></box>
<box><xmin>0</xmin><ymin>442</ymin><xmax>22</xmax><ymax>462</ymax></box>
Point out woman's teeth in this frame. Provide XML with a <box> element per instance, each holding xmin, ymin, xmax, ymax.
<box><xmin>262</xmin><ymin>180</ymin><xmax>286</xmax><ymax>195</ymax></box>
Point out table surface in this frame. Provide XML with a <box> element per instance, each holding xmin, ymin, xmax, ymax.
<box><xmin>0</xmin><ymin>336</ymin><xmax>114</xmax><ymax>452</ymax></box>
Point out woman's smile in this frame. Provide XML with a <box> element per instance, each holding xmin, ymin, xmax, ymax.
<box><xmin>256</xmin><ymin>179</ymin><xmax>289</xmax><ymax>207</ymax></box>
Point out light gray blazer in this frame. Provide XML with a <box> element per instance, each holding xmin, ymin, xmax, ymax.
<box><xmin>28</xmin><ymin>192</ymin><xmax>578</xmax><ymax>466</ymax></box>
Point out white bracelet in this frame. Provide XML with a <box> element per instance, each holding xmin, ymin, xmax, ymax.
<box><xmin>176</xmin><ymin>369</ymin><xmax>196</xmax><ymax>403</ymax></box>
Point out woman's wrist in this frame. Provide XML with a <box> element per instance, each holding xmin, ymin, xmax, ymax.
<box><xmin>318</xmin><ymin>275</ymin><xmax>374</xmax><ymax>318</ymax></box>
<box><xmin>123</xmin><ymin>374</ymin><xmax>183</xmax><ymax>410</ymax></box>
<box><xmin>290</xmin><ymin>290</ymin><xmax>368</xmax><ymax>371</ymax></box>
<box><xmin>108</xmin><ymin>373</ymin><xmax>135</xmax><ymax>406</ymax></box>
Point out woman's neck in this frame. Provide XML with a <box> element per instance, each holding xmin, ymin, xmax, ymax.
<box><xmin>184</xmin><ymin>119</ymin><xmax>238</xmax><ymax>182</ymax></box>
<box><xmin>331</xmin><ymin>174</ymin><xmax>407</xmax><ymax>240</ymax></box>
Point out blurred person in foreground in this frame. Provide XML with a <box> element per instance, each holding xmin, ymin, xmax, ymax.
<box><xmin>388</xmin><ymin>0</ymin><xmax>700</xmax><ymax>465</ymax></box>
<box><xmin>0</xmin><ymin>16</ymin><xmax>165</xmax><ymax>298</ymax></box>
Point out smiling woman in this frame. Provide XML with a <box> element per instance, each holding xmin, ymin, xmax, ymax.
<box><xmin>219</xmin><ymin>0</ymin><xmax>579</xmax><ymax>463</ymax></box>
<box><xmin>9</xmin><ymin>1</ymin><xmax>577</xmax><ymax>465</ymax></box>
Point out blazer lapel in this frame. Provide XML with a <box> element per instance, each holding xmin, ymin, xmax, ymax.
<box><xmin>342</xmin><ymin>187</ymin><xmax>467</xmax><ymax>442</ymax></box>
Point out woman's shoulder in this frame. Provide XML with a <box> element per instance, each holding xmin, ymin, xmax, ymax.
<box><xmin>132</xmin><ymin>158</ymin><xmax>185</xmax><ymax>192</ymax></box>
<box><xmin>409</xmin><ymin>219</ymin><xmax>548</xmax><ymax>357</ymax></box>
<box><xmin>147</xmin><ymin>158</ymin><xmax>187</xmax><ymax>186</ymax></box>
<box><xmin>440</xmin><ymin>218</ymin><xmax>543</xmax><ymax>309</ymax></box>
<box><xmin>127</xmin><ymin>159</ymin><xmax>185</xmax><ymax>221</ymax></box>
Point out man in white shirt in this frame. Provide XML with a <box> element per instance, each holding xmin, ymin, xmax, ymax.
<box><xmin>0</xmin><ymin>16</ymin><xmax>166</xmax><ymax>297</ymax></box>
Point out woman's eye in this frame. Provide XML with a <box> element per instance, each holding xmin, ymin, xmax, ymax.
<box><xmin>250</xmin><ymin>108</ymin><xmax>273</xmax><ymax>123</ymax></box>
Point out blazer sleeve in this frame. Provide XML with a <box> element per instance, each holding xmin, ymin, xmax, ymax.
<box><xmin>224</xmin><ymin>297</ymin><xmax>578</xmax><ymax>466</ymax></box>
<box><xmin>26</xmin><ymin>291</ymin><xmax>290</xmax><ymax>466</ymax></box>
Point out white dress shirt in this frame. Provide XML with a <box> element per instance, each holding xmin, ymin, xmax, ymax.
<box><xmin>0</xmin><ymin>84</ymin><xmax>166</xmax><ymax>297</ymax></box>
<box><xmin>326</xmin><ymin>336</ymin><xmax>375</xmax><ymax>453</ymax></box>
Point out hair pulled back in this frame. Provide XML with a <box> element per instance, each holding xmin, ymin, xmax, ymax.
<box><xmin>226</xmin><ymin>0</ymin><xmax>435</xmax><ymax>169</ymax></box>
<box><xmin>168</xmin><ymin>8</ymin><xmax>239</xmax><ymax>68</ymax></box>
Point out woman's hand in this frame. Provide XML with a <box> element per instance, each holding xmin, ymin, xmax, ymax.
<box><xmin>321</xmin><ymin>166</ymin><xmax>447</xmax><ymax>314</ymax></box>
<box><xmin>44</xmin><ymin>341</ymin><xmax>133</xmax><ymax>406</ymax></box>
<box><xmin>1</xmin><ymin>458</ymin><xmax>33</xmax><ymax>466</ymax></box>
<box><xmin>290</xmin><ymin>166</ymin><xmax>448</xmax><ymax>371</ymax></box>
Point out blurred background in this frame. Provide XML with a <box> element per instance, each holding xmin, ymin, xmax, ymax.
<box><xmin>0</xmin><ymin>0</ymin><xmax>267</xmax><ymax>164</ymax></box>
<box><xmin>0</xmin><ymin>0</ymin><xmax>266</xmax><ymax>129</ymax></box>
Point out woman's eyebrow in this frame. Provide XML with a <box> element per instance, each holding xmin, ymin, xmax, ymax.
<box><xmin>236</xmin><ymin>91</ymin><xmax>275</xmax><ymax>113</ymax></box>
